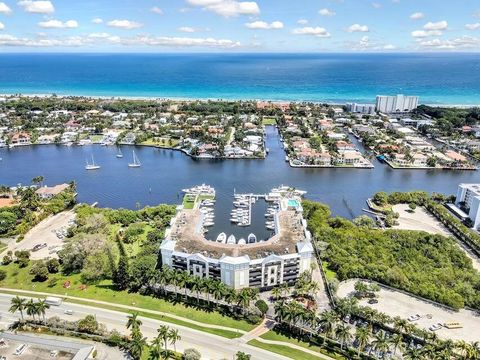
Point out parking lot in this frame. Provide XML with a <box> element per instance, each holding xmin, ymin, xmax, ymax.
<box><xmin>338</xmin><ymin>279</ymin><xmax>480</xmax><ymax>342</ymax></box>
<box><xmin>1</xmin><ymin>210</ymin><xmax>76</xmax><ymax>260</ymax></box>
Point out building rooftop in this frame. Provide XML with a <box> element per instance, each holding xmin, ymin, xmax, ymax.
<box><xmin>167</xmin><ymin>208</ymin><xmax>306</xmax><ymax>260</ymax></box>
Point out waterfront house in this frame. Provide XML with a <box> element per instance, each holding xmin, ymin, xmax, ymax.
<box><xmin>445</xmin><ymin>150</ymin><xmax>467</xmax><ymax>163</ymax></box>
<box><xmin>10</xmin><ymin>132</ymin><xmax>31</xmax><ymax>146</ymax></box>
<box><xmin>35</xmin><ymin>183</ymin><xmax>70</xmax><ymax>200</ymax></box>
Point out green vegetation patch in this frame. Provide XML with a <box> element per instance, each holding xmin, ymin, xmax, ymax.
<box><xmin>262</xmin><ymin>117</ymin><xmax>277</xmax><ymax>125</ymax></box>
<box><xmin>303</xmin><ymin>200</ymin><xmax>480</xmax><ymax>310</ymax></box>
<box><xmin>0</xmin><ymin>263</ymin><xmax>254</xmax><ymax>332</ymax></box>
<box><xmin>248</xmin><ymin>339</ymin><xmax>333</xmax><ymax>360</ymax></box>
<box><xmin>260</xmin><ymin>331</ymin><xmax>346</xmax><ymax>360</ymax></box>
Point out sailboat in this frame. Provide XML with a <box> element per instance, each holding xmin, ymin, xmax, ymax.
<box><xmin>85</xmin><ymin>155</ymin><xmax>100</xmax><ymax>170</ymax></box>
<box><xmin>116</xmin><ymin>148</ymin><xmax>123</xmax><ymax>158</ymax></box>
<box><xmin>128</xmin><ymin>150</ymin><xmax>141</xmax><ymax>168</ymax></box>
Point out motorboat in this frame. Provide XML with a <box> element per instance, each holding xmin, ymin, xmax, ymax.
<box><xmin>248</xmin><ymin>233</ymin><xmax>257</xmax><ymax>243</ymax></box>
<box><xmin>237</xmin><ymin>238</ymin><xmax>246</xmax><ymax>245</ymax></box>
<box><xmin>227</xmin><ymin>235</ymin><xmax>236</xmax><ymax>244</ymax></box>
<box><xmin>116</xmin><ymin>148</ymin><xmax>123</xmax><ymax>158</ymax></box>
<box><xmin>216</xmin><ymin>232</ymin><xmax>227</xmax><ymax>243</ymax></box>
<box><xmin>230</xmin><ymin>218</ymin><xmax>239</xmax><ymax>223</ymax></box>
<box><xmin>182</xmin><ymin>184</ymin><xmax>215</xmax><ymax>196</ymax></box>
<box><xmin>204</xmin><ymin>221</ymin><xmax>214</xmax><ymax>227</ymax></box>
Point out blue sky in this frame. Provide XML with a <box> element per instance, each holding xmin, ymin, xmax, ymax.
<box><xmin>0</xmin><ymin>0</ymin><xmax>479</xmax><ymax>51</ymax></box>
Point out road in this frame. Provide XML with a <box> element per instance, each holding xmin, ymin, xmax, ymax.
<box><xmin>0</xmin><ymin>293</ymin><xmax>289</xmax><ymax>360</ymax></box>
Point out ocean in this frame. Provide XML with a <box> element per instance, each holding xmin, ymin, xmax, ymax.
<box><xmin>0</xmin><ymin>53</ymin><xmax>479</xmax><ymax>105</ymax></box>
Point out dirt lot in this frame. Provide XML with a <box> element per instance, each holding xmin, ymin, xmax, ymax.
<box><xmin>338</xmin><ymin>279</ymin><xmax>480</xmax><ymax>343</ymax></box>
<box><xmin>1</xmin><ymin>210</ymin><xmax>76</xmax><ymax>260</ymax></box>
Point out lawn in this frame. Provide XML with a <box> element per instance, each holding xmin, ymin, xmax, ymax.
<box><xmin>248</xmin><ymin>339</ymin><xmax>333</xmax><ymax>360</ymax></box>
<box><xmin>140</xmin><ymin>138</ymin><xmax>179</xmax><ymax>148</ymax></box>
<box><xmin>182</xmin><ymin>195</ymin><xmax>196</xmax><ymax>209</ymax></box>
<box><xmin>262</xmin><ymin>117</ymin><xmax>277</xmax><ymax>125</ymax></box>
<box><xmin>0</xmin><ymin>263</ymin><xmax>255</xmax><ymax>333</ymax></box>
<box><xmin>260</xmin><ymin>331</ymin><xmax>345</xmax><ymax>360</ymax></box>
<box><xmin>321</xmin><ymin>261</ymin><xmax>337</xmax><ymax>281</ymax></box>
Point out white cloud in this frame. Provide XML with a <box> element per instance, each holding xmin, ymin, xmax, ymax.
<box><xmin>347</xmin><ymin>24</ymin><xmax>369</xmax><ymax>32</ymax></box>
<box><xmin>383</xmin><ymin>44</ymin><xmax>396</xmax><ymax>50</ymax></box>
<box><xmin>92</xmin><ymin>18</ymin><xmax>103</xmax><ymax>24</ymax></box>
<box><xmin>245</xmin><ymin>20</ymin><xmax>283</xmax><ymax>30</ymax></box>
<box><xmin>424</xmin><ymin>20</ymin><xmax>448</xmax><ymax>31</ymax></box>
<box><xmin>371</xmin><ymin>2</ymin><xmax>381</xmax><ymax>9</ymax></box>
<box><xmin>410</xmin><ymin>12</ymin><xmax>424</xmax><ymax>20</ymax></box>
<box><xmin>18</xmin><ymin>1</ymin><xmax>54</xmax><ymax>14</ymax></box>
<box><xmin>318</xmin><ymin>8</ymin><xmax>335</xmax><ymax>16</ymax></box>
<box><xmin>0</xmin><ymin>33</ymin><xmax>241</xmax><ymax>48</ymax></box>
<box><xmin>418</xmin><ymin>36</ymin><xmax>480</xmax><ymax>50</ymax></box>
<box><xmin>187</xmin><ymin>0</ymin><xmax>260</xmax><ymax>17</ymax></box>
<box><xmin>0</xmin><ymin>2</ymin><xmax>12</xmax><ymax>14</ymax></box>
<box><xmin>151</xmin><ymin>6</ymin><xmax>163</xmax><ymax>14</ymax></box>
<box><xmin>292</xmin><ymin>26</ymin><xmax>330</xmax><ymax>37</ymax></box>
<box><xmin>178</xmin><ymin>26</ymin><xmax>210</xmax><ymax>32</ymax></box>
<box><xmin>297</xmin><ymin>19</ymin><xmax>308</xmax><ymax>25</ymax></box>
<box><xmin>0</xmin><ymin>22</ymin><xmax>4</xmax><ymax>30</ymax></box>
<box><xmin>38</xmin><ymin>19</ymin><xmax>78</xmax><ymax>29</ymax></box>
<box><xmin>465</xmin><ymin>23</ymin><xmax>480</xmax><ymax>31</ymax></box>
<box><xmin>107</xmin><ymin>19</ymin><xmax>143</xmax><ymax>30</ymax></box>
<box><xmin>411</xmin><ymin>30</ymin><xmax>443</xmax><ymax>38</ymax></box>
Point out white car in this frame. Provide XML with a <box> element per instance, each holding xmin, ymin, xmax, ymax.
<box><xmin>429</xmin><ymin>323</ymin><xmax>443</xmax><ymax>331</ymax></box>
<box><xmin>407</xmin><ymin>314</ymin><xmax>421</xmax><ymax>322</ymax></box>
<box><xmin>64</xmin><ymin>309</ymin><xmax>74</xmax><ymax>315</ymax></box>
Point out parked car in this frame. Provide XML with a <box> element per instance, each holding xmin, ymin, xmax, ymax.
<box><xmin>368</xmin><ymin>298</ymin><xmax>379</xmax><ymax>304</ymax></box>
<box><xmin>407</xmin><ymin>314</ymin><xmax>421</xmax><ymax>322</ymax></box>
<box><xmin>32</xmin><ymin>243</ymin><xmax>47</xmax><ymax>252</ymax></box>
<box><xmin>64</xmin><ymin>309</ymin><xmax>74</xmax><ymax>315</ymax></box>
<box><xmin>429</xmin><ymin>323</ymin><xmax>443</xmax><ymax>331</ymax></box>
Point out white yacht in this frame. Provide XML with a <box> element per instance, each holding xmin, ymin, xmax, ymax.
<box><xmin>227</xmin><ymin>235</ymin><xmax>236</xmax><ymax>244</ymax></box>
<box><xmin>116</xmin><ymin>148</ymin><xmax>123</xmax><ymax>158</ymax></box>
<box><xmin>237</xmin><ymin>238</ymin><xmax>246</xmax><ymax>245</ymax></box>
<box><xmin>216</xmin><ymin>232</ymin><xmax>227</xmax><ymax>243</ymax></box>
<box><xmin>248</xmin><ymin>233</ymin><xmax>257</xmax><ymax>243</ymax></box>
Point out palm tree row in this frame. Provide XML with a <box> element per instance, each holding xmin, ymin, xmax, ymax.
<box><xmin>126</xmin><ymin>313</ymin><xmax>181</xmax><ymax>360</ymax></box>
<box><xmin>274</xmin><ymin>298</ymin><xmax>480</xmax><ymax>360</ymax></box>
<box><xmin>154</xmin><ymin>266</ymin><xmax>259</xmax><ymax>314</ymax></box>
<box><xmin>9</xmin><ymin>296</ymin><xmax>50</xmax><ymax>324</ymax></box>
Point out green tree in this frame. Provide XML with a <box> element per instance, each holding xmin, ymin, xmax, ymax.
<box><xmin>9</xmin><ymin>296</ymin><xmax>26</xmax><ymax>321</ymax></box>
<box><xmin>114</xmin><ymin>253</ymin><xmax>130</xmax><ymax>290</ymax></box>
<box><xmin>354</xmin><ymin>327</ymin><xmax>370</xmax><ymax>358</ymax></box>
<box><xmin>0</xmin><ymin>211</ymin><xmax>17</xmax><ymax>234</ymax></box>
<box><xmin>235</xmin><ymin>351</ymin><xmax>251</xmax><ymax>360</ymax></box>
<box><xmin>35</xmin><ymin>299</ymin><xmax>50</xmax><ymax>324</ymax></box>
<box><xmin>335</xmin><ymin>324</ymin><xmax>352</xmax><ymax>350</ymax></box>
<box><xmin>29</xmin><ymin>261</ymin><xmax>49</xmax><ymax>282</ymax></box>
<box><xmin>183</xmin><ymin>348</ymin><xmax>201</xmax><ymax>360</ymax></box>
<box><xmin>77</xmin><ymin>314</ymin><xmax>99</xmax><ymax>334</ymax></box>
<box><xmin>26</xmin><ymin>299</ymin><xmax>38</xmax><ymax>320</ymax></box>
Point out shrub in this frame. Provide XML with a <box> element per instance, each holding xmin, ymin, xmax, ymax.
<box><xmin>46</xmin><ymin>258</ymin><xmax>60</xmax><ymax>273</ymax></box>
<box><xmin>0</xmin><ymin>269</ymin><xmax>6</xmax><ymax>281</ymax></box>
<box><xmin>254</xmin><ymin>299</ymin><xmax>268</xmax><ymax>315</ymax></box>
<box><xmin>183</xmin><ymin>348</ymin><xmax>201</xmax><ymax>360</ymax></box>
<box><xmin>29</xmin><ymin>262</ymin><xmax>49</xmax><ymax>282</ymax></box>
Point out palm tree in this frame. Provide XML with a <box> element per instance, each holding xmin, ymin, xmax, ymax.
<box><xmin>26</xmin><ymin>299</ymin><xmax>38</xmax><ymax>320</ymax></box>
<box><xmin>388</xmin><ymin>333</ymin><xmax>404</xmax><ymax>356</ymax></box>
<box><xmin>223</xmin><ymin>288</ymin><xmax>237</xmax><ymax>307</ymax></box>
<box><xmin>168</xmin><ymin>328</ymin><xmax>181</xmax><ymax>353</ymax></box>
<box><xmin>157</xmin><ymin>325</ymin><xmax>170</xmax><ymax>351</ymax></box>
<box><xmin>177</xmin><ymin>271</ymin><xmax>190</xmax><ymax>300</ymax></box>
<box><xmin>335</xmin><ymin>324</ymin><xmax>352</xmax><ymax>350</ymax></box>
<box><xmin>371</xmin><ymin>330</ymin><xmax>389</xmax><ymax>359</ymax></box>
<box><xmin>211</xmin><ymin>280</ymin><xmax>225</xmax><ymax>306</ymax></box>
<box><xmin>35</xmin><ymin>299</ymin><xmax>50</xmax><ymax>324</ymax></box>
<box><xmin>237</xmin><ymin>288</ymin><xmax>252</xmax><ymax>315</ymax></box>
<box><xmin>354</xmin><ymin>327</ymin><xmax>370</xmax><ymax>358</ymax></box>
<box><xmin>318</xmin><ymin>310</ymin><xmax>338</xmax><ymax>344</ymax></box>
<box><xmin>404</xmin><ymin>347</ymin><xmax>423</xmax><ymax>360</ymax></box>
<box><xmin>32</xmin><ymin>176</ymin><xmax>44</xmax><ymax>187</ymax></box>
<box><xmin>129</xmin><ymin>334</ymin><xmax>147</xmax><ymax>360</ymax></box>
<box><xmin>466</xmin><ymin>341</ymin><xmax>480</xmax><ymax>360</ymax></box>
<box><xmin>190</xmin><ymin>276</ymin><xmax>203</xmax><ymax>303</ymax></box>
<box><xmin>126</xmin><ymin>313</ymin><xmax>142</xmax><ymax>332</ymax></box>
<box><xmin>9</xmin><ymin>296</ymin><xmax>26</xmax><ymax>322</ymax></box>
<box><xmin>271</xmin><ymin>287</ymin><xmax>282</xmax><ymax>301</ymax></box>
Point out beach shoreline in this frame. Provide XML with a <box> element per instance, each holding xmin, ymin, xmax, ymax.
<box><xmin>1</xmin><ymin>92</ymin><xmax>479</xmax><ymax>108</ymax></box>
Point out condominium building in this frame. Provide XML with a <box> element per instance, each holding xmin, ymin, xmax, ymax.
<box><xmin>456</xmin><ymin>184</ymin><xmax>480</xmax><ymax>229</ymax></box>
<box><xmin>345</xmin><ymin>103</ymin><xmax>376</xmax><ymax>114</ymax></box>
<box><xmin>160</xmin><ymin>185</ymin><xmax>314</xmax><ymax>290</ymax></box>
<box><xmin>376</xmin><ymin>95</ymin><xmax>419</xmax><ymax>113</ymax></box>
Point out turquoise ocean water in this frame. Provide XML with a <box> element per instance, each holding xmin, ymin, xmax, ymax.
<box><xmin>0</xmin><ymin>53</ymin><xmax>479</xmax><ymax>105</ymax></box>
